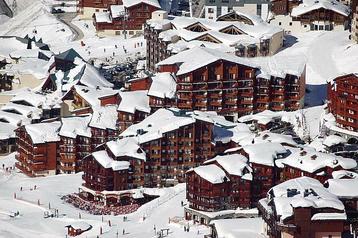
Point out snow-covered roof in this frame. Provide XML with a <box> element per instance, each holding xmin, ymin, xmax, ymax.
<box><xmin>147</xmin><ymin>12</ymin><xmax>282</xmax><ymax>53</ymax></box>
<box><xmin>326</xmin><ymin>178</ymin><xmax>358</xmax><ymax>199</ymax></box>
<box><xmin>24</xmin><ymin>121</ymin><xmax>61</xmax><ymax>144</ymax></box>
<box><xmin>120</xmin><ymin>108</ymin><xmax>195</xmax><ymax>143</ymax></box>
<box><xmin>74</xmin><ymin>85</ymin><xmax>119</xmax><ymax>108</ymax></box>
<box><xmin>89</xmin><ymin>105</ymin><xmax>118</xmax><ymax>130</ymax></box>
<box><xmin>204</xmin><ymin>154</ymin><xmax>253</xmax><ymax>180</ymax></box>
<box><xmin>0</xmin><ymin>121</ymin><xmax>16</xmax><ymax>140</ymax></box>
<box><xmin>210</xmin><ymin>218</ymin><xmax>265</xmax><ymax>238</ymax></box>
<box><xmin>59</xmin><ymin>115</ymin><xmax>92</xmax><ymax>139</ymax></box>
<box><xmin>120</xmin><ymin>108</ymin><xmax>234</xmax><ymax>144</ymax></box>
<box><xmin>122</xmin><ymin>0</ymin><xmax>161</xmax><ymax>9</ymax></box>
<box><xmin>157</xmin><ymin>46</ymin><xmax>258</xmax><ymax>76</ymax></box>
<box><xmin>239</xmin><ymin>110</ymin><xmax>281</xmax><ymax>125</ymax></box>
<box><xmin>332</xmin><ymin>170</ymin><xmax>358</xmax><ymax>179</ymax></box>
<box><xmin>242</xmin><ymin>142</ymin><xmax>288</xmax><ymax>167</ymax></box>
<box><xmin>66</xmin><ymin>221</ymin><xmax>92</xmax><ymax>230</ymax></box>
<box><xmin>110</xmin><ymin>5</ymin><xmax>125</xmax><ymax>18</ymax></box>
<box><xmin>270</xmin><ymin>177</ymin><xmax>346</xmax><ymax>221</ymax></box>
<box><xmin>94</xmin><ymin>12</ymin><xmax>112</xmax><ymax>23</ymax></box>
<box><xmin>148</xmin><ymin>72</ymin><xmax>177</xmax><ymax>99</ymax></box>
<box><xmin>291</xmin><ymin>0</ymin><xmax>350</xmax><ymax>17</ymax></box>
<box><xmin>191</xmin><ymin>164</ymin><xmax>229</xmax><ymax>184</ymax></box>
<box><xmin>106</xmin><ymin>137</ymin><xmax>146</xmax><ymax>161</ymax></box>
<box><xmin>322</xmin><ymin>135</ymin><xmax>347</xmax><ymax>147</ymax></box>
<box><xmin>275</xmin><ymin>149</ymin><xmax>357</xmax><ymax>174</ymax></box>
<box><xmin>1</xmin><ymin>102</ymin><xmax>41</xmax><ymax>119</ymax></box>
<box><xmin>92</xmin><ymin>150</ymin><xmax>130</xmax><ymax>171</ymax></box>
<box><xmin>118</xmin><ymin>90</ymin><xmax>150</xmax><ymax>114</ymax></box>
<box><xmin>54</xmin><ymin>60</ymin><xmax>113</xmax><ymax>92</ymax></box>
<box><xmin>10</xmin><ymin>88</ymin><xmax>61</xmax><ymax>109</ymax></box>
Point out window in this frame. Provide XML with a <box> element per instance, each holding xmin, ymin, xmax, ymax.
<box><xmin>289</xmin><ymin>22</ymin><xmax>292</xmax><ymax>26</ymax></box>
<box><xmin>278</xmin><ymin>22</ymin><xmax>282</xmax><ymax>26</ymax></box>
<box><xmin>208</xmin><ymin>7</ymin><xmax>215</xmax><ymax>14</ymax></box>
<box><xmin>256</xmin><ymin>4</ymin><xmax>262</xmax><ymax>16</ymax></box>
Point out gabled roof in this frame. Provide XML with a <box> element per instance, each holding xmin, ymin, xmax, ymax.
<box><xmin>148</xmin><ymin>72</ymin><xmax>177</xmax><ymax>99</ymax></box>
<box><xmin>117</xmin><ymin>90</ymin><xmax>150</xmax><ymax>114</ymax></box>
<box><xmin>24</xmin><ymin>121</ymin><xmax>61</xmax><ymax>144</ymax></box>
<box><xmin>190</xmin><ymin>164</ymin><xmax>229</xmax><ymax>184</ymax></box>
<box><xmin>122</xmin><ymin>0</ymin><xmax>161</xmax><ymax>9</ymax></box>
<box><xmin>291</xmin><ymin>0</ymin><xmax>350</xmax><ymax>17</ymax></box>
<box><xmin>55</xmin><ymin>48</ymin><xmax>82</xmax><ymax>62</ymax></box>
<box><xmin>157</xmin><ymin>46</ymin><xmax>258</xmax><ymax>76</ymax></box>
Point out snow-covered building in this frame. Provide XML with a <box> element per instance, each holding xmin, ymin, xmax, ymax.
<box><xmin>0</xmin><ymin>89</ymin><xmax>61</xmax><ymax>155</ymax></box>
<box><xmin>209</xmin><ymin>218</ymin><xmax>265</xmax><ymax>238</ymax></box>
<box><xmin>78</xmin><ymin>0</ymin><xmax>122</xmax><ymax>19</ymax></box>
<box><xmin>204</xmin><ymin>0</ymin><xmax>270</xmax><ymax>21</ymax></box>
<box><xmin>259</xmin><ymin>177</ymin><xmax>347</xmax><ymax>238</ymax></box>
<box><xmin>15</xmin><ymin>121</ymin><xmax>61</xmax><ymax>176</ymax></box>
<box><xmin>276</xmin><ymin>148</ymin><xmax>357</xmax><ymax>183</ymax></box>
<box><xmin>240</xmin><ymin>142</ymin><xmax>289</xmax><ymax>204</ymax></box>
<box><xmin>82</xmin><ymin>108</ymin><xmax>237</xmax><ymax>190</ymax></box>
<box><xmin>325</xmin><ymin>178</ymin><xmax>358</xmax><ymax>232</ymax></box>
<box><xmin>147</xmin><ymin>72</ymin><xmax>177</xmax><ymax>111</ymax></box>
<box><xmin>270</xmin><ymin>0</ymin><xmax>350</xmax><ymax>33</ymax></box>
<box><xmin>59</xmin><ymin>115</ymin><xmax>92</xmax><ymax>174</ymax></box>
<box><xmin>145</xmin><ymin>10</ymin><xmax>284</xmax><ymax>71</ymax></box>
<box><xmin>117</xmin><ymin>90</ymin><xmax>150</xmax><ymax>133</ymax></box>
<box><xmin>67</xmin><ymin>85</ymin><xmax>119</xmax><ymax>115</ymax></box>
<box><xmin>327</xmin><ymin>73</ymin><xmax>358</xmax><ymax>138</ymax></box>
<box><xmin>93</xmin><ymin>0</ymin><xmax>161</xmax><ymax>36</ymax></box>
<box><xmin>185</xmin><ymin>154</ymin><xmax>253</xmax><ymax>224</ymax></box>
<box><xmin>150</xmin><ymin>46</ymin><xmax>305</xmax><ymax>119</ymax></box>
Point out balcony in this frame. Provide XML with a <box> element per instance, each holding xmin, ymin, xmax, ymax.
<box><xmin>208</xmin><ymin>92</ymin><xmax>221</xmax><ymax>99</ymax></box>
<box><xmin>178</xmin><ymin>102</ymin><xmax>193</xmax><ymax>109</ymax></box>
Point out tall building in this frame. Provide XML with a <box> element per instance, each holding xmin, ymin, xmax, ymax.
<box><xmin>145</xmin><ymin>10</ymin><xmax>284</xmax><ymax>71</ymax></box>
<box><xmin>327</xmin><ymin>74</ymin><xmax>358</xmax><ymax>134</ymax></box>
<box><xmin>152</xmin><ymin>46</ymin><xmax>305</xmax><ymax>119</ymax></box>
<box><xmin>81</xmin><ymin>108</ymin><xmax>236</xmax><ymax>191</ymax></box>
<box><xmin>203</xmin><ymin>0</ymin><xmax>270</xmax><ymax>21</ymax></box>
<box><xmin>259</xmin><ymin>177</ymin><xmax>347</xmax><ymax>238</ymax></box>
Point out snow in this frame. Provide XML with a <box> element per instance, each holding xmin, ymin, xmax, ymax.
<box><xmin>276</xmin><ymin>148</ymin><xmax>357</xmax><ymax>173</ymax></box>
<box><xmin>110</xmin><ymin>5</ymin><xmax>125</xmax><ymax>18</ymax></box>
<box><xmin>0</xmin><ymin>122</ymin><xmax>16</xmax><ymax>140</ymax></box>
<box><xmin>191</xmin><ymin>164</ymin><xmax>229</xmax><ymax>184</ymax></box>
<box><xmin>157</xmin><ymin>46</ymin><xmax>258</xmax><ymax>76</ymax></box>
<box><xmin>0</xmin><ymin>1</ymin><xmax>74</xmax><ymax>44</ymax></box>
<box><xmin>210</xmin><ymin>218</ymin><xmax>265</xmax><ymax>238</ymax></box>
<box><xmin>106</xmin><ymin>137</ymin><xmax>146</xmax><ymax>161</ymax></box>
<box><xmin>311</xmin><ymin>213</ymin><xmax>347</xmax><ymax>221</ymax></box>
<box><xmin>332</xmin><ymin>170</ymin><xmax>358</xmax><ymax>179</ymax></box>
<box><xmin>291</xmin><ymin>0</ymin><xmax>350</xmax><ymax>17</ymax></box>
<box><xmin>92</xmin><ymin>150</ymin><xmax>130</xmax><ymax>171</ymax></box>
<box><xmin>326</xmin><ymin>179</ymin><xmax>358</xmax><ymax>198</ymax></box>
<box><xmin>148</xmin><ymin>12</ymin><xmax>282</xmax><ymax>53</ymax></box>
<box><xmin>148</xmin><ymin>72</ymin><xmax>177</xmax><ymax>99</ymax></box>
<box><xmin>123</xmin><ymin>0</ymin><xmax>161</xmax><ymax>8</ymax></box>
<box><xmin>120</xmin><ymin>108</ymin><xmax>196</xmax><ymax>143</ymax></box>
<box><xmin>322</xmin><ymin>134</ymin><xmax>347</xmax><ymax>147</ymax></box>
<box><xmin>94</xmin><ymin>12</ymin><xmax>111</xmax><ymax>23</ymax></box>
<box><xmin>89</xmin><ymin>105</ymin><xmax>118</xmax><ymax>130</ymax></box>
<box><xmin>242</xmin><ymin>142</ymin><xmax>288</xmax><ymax>167</ymax></box>
<box><xmin>25</xmin><ymin>121</ymin><xmax>61</xmax><ymax>144</ymax></box>
<box><xmin>59</xmin><ymin>115</ymin><xmax>92</xmax><ymax>139</ymax></box>
<box><xmin>66</xmin><ymin>221</ymin><xmax>92</xmax><ymax>230</ymax></box>
<box><xmin>118</xmin><ymin>90</ymin><xmax>150</xmax><ymax>114</ymax></box>
<box><xmin>270</xmin><ymin>177</ymin><xmax>345</xmax><ymax>221</ymax></box>
<box><xmin>204</xmin><ymin>154</ymin><xmax>253</xmax><ymax>180</ymax></box>
<box><xmin>74</xmin><ymin>85</ymin><xmax>119</xmax><ymax>108</ymax></box>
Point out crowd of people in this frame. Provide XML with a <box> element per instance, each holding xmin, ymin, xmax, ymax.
<box><xmin>62</xmin><ymin>194</ymin><xmax>140</xmax><ymax>215</ymax></box>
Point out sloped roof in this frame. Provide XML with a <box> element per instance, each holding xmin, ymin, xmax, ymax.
<box><xmin>55</xmin><ymin>48</ymin><xmax>82</xmax><ymax>62</ymax></box>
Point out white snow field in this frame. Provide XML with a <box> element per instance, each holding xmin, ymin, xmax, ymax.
<box><xmin>0</xmin><ymin>153</ymin><xmax>213</xmax><ymax>238</ymax></box>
